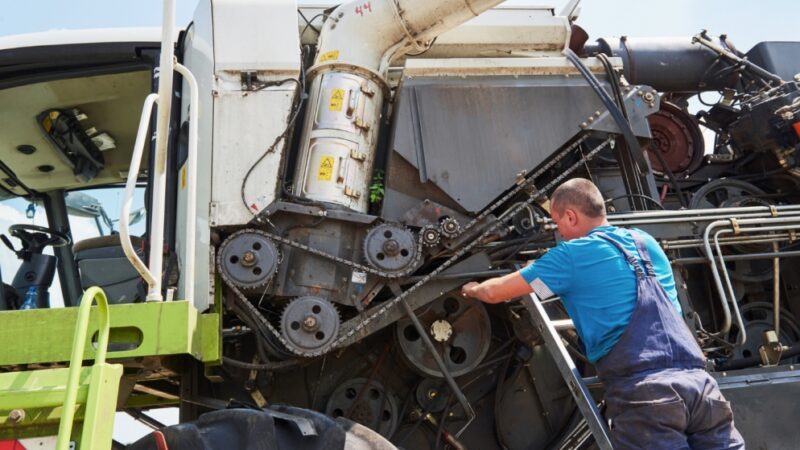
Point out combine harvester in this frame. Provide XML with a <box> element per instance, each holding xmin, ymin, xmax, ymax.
<box><xmin>0</xmin><ymin>0</ymin><xmax>798</xmax><ymax>448</ymax></box>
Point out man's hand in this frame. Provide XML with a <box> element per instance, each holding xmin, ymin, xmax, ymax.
<box><xmin>461</xmin><ymin>281</ymin><xmax>481</xmax><ymax>300</ymax></box>
<box><xmin>461</xmin><ymin>272</ymin><xmax>534</xmax><ymax>304</ymax></box>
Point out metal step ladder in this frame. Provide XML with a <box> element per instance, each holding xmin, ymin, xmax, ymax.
<box><xmin>520</xmin><ymin>292</ymin><xmax>614</xmax><ymax>450</ymax></box>
<box><xmin>0</xmin><ymin>287</ymin><xmax>122</xmax><ymax>450</ymax></box>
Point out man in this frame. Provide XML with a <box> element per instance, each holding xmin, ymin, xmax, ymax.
<box><xmin>461</xmin><ymin>178</ymin><xmax>744</xmax><ymax>450</ymax></box>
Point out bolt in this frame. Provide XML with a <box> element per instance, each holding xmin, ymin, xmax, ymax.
<box><xmin>428</xmin><ymin>389</ymin><xmax>439</xmax><ymax>399</ymax></box>
<box><xmin>580</xmin><ymin>122</ymin><xmax>588</xmax><ymax>129</ymax></box>
<box><xmin>383</xmin><ymin>239</ymin><xmax>400</xmax><ymax>256</ymax></box>
<box><xmin>643</xmin><ymin>91</ymin><xmax>656</xmax><ymax>102</ymax></box>
<box><xmin>8</xmin><ymin>409</ymin><xmax>24</xmax><ymax>424</ymax></box>
<box><xmin>241</xmin><ymin>251</ymin><xmax>257</xmax><ymax>266</ymax></box>
<box><xmin>303</xmin><ymin>316</ymin><xmax>318</xmax><ymax>331</ymax></box>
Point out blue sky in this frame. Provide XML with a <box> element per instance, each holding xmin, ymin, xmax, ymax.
<box><xmin>1</xmin><ymin>0</ymin><xmax>798</xmax><ymax>444</ymax></box>
<box><xmin>1</xmin><ymin>1</ymin><xmax>798</xmax><ymax>52</ymax></box>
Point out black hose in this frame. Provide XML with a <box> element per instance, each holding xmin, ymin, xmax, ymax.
<box><xmin>222</xmin><ymin>356</ymin><xmax>304</xmax><ymax>371</ymax></box>
<box><xmin>717</xmin><ymin>341</ymin><xmax>800</xmax><ymax>371</ymax></box>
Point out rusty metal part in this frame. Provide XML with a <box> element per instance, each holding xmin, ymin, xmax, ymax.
<box><xmin>325</xmin><ymin>378</ymin><xmax>399</xmax><ymax>438</ymax></box>
<box><xmin>644</xmin><ymin>102</ymin><xmax>705</xmax><ymax>176</ymax></box>
<box><xmin>396</xmin><ymin>294</ymin><xmax>491</xmax><ymax>378</ymax></box>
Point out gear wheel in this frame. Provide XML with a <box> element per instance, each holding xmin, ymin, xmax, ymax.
<box><xmin>363</xmin><ymin>224</ymin><xmax>418</xmax><ymax>273</ymax></box>
<box><xmin>439</xmin><ymin>217</ymin><xmax>461</xmax><ymax>239</ymax></box>
<box><xmin>281</xmin><ymin>296</ymin><xmax>340</xmax><ymax>354</ymax></box>
<box><xmin>420</xmin><ymin>225</ymin><xmax>441</xmax><ymax>247</ymax></box>
<box><xmin>218</xmin><ymin>229</ymin><xmax>280</xmax><ymax>290</ymax></box>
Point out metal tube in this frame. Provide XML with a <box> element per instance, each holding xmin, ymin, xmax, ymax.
<box><xmin>610</xmin><ymin>210</ymin><xmax>800</xmax><ymax>227</ymax></box>
<box><xmin>146</xmin><ymin>0</ymin><xmax>176</xmax><ymax>301</ymax></box>
<box><xmin>174</xmin><ymin>61</ymin><xmax>198</xmax><ymax>304</ymax></box>
<box><xmin>120</xmin><ymin>94</ymin><xmax>159</xmax><ymax>288</ymax></box>
<box><xmin>773</xmin><ymin>241</ymin><xmax>781</xmax><ymax>337</ymax></box>
<box><xmin>673</xmin><ymin>250</ymin><xmax>800</xmax><ymax>265</ymax></box>
<box><xmin>665</xmin><ymin>233</ymin><xmax>793</xmax><ymax>250</ymax></box>
<box><xmin>609</xmin><ymin>204</ymin><xmax>800</xmax><ymax>220</ymax></box>
<box><xmin>713</xmin><ymin>229</ymin><xmax>746</xmax><ymax>345</ymax></box>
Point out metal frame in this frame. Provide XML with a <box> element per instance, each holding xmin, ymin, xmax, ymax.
<box><xmin>520</xmin><ymin>292</ymin><xmax>613</xmax><ymax>450</ymax></box>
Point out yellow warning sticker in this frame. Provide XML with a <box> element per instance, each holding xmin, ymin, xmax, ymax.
<box><xmin>181</xmin><ymin>165</ymin><xmax>187</xmax><ymax>189</ymax></box>
<box><xmin>319</xmin><ymin>50</ymin><xmax>340</xmax><ymax>62</ymax></box>
<box><xmin>329</xmin><ymin>89</ymin><xmax>345</xmax><ymax>112</ymax></box>
<box><xmin>317</xmin><ymin>155</ymin><xmax>335</xmax><ymax>181</ymax></box>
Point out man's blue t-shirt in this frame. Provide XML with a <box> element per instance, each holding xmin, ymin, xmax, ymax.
<box><xmin>519</xmin><ymin>225</ymin><xmax>681</xmax><ymax>363</ymax></box>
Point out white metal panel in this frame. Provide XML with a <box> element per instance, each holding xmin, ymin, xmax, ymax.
<box><xmin>177</xmin><ymin>0</ymin><xmax>215</xmax><ymax>311</ymax></box>
<box><xmin>210</xmin><ymin>85</ymin><xmax>296</xmax><ymax>225</ymax></box>
<box><xmin>212</xmin><ymin>0</ymin><xmax>301</xmax><ymax>73</ymax></box>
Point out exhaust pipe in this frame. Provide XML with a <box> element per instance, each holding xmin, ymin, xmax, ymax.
<box><xmin>292</xmin><ymin>0</ymin><xmax>505</xmax><ymax>212</ymax></box>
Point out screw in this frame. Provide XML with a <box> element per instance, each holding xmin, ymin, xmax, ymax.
<box><xmin>8</xmin><ymin>409</ymin><xmax>24</xmax><ymax>424</ymax></box>
<box><xmin>643</xmin><ymin>91</ymin><xmax>656</xmax><ymax>102</ymax></box>
<box><xmin>303</xmin><ymin>316</ymin><xmax>318</xmax><ymax>331</ymax></box>
<box><xmin>242</xmin><ymin>251</ymin><xmax>257</xmax><ymax>266</ymax></box>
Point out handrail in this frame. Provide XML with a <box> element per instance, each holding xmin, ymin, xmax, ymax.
<box><xmin>174</xmin><ymin>61</ymin><xmax>198</xmax><ymax>304</ymax></box>
<box><xmin>120</xmin><ymin>93</ymin><xmax>159</xmax><ymax>288</ymax></box>
<box><xmin>56</xmin><ymin>287</ymin><xmax>111</xmax><ymax>450</ymax></box>
<box><xmin>146</xmin><ymin>0</ymin><xmax>176</xmax><ymax>301</ymax></box>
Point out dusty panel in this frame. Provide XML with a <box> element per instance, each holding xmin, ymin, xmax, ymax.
<box><xmin>388</xmin><ymin>75</ymin><xmax>606</xmax><ymax>212</ymax></box>
<box><xmin>210</xmin><ymin>88</ymin><xmax>295</xmax><ymax>225</ymax></box>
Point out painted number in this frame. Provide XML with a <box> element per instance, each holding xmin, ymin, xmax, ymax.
<box><xmin>355</xmin><ymin>2</ymin><xmax>372</xmax><ymax>16</ymax></box>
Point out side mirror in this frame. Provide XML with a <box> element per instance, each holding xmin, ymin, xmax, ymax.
<box><xmin>65</xmin><ymin>192</ymin><xmax>104</xmax><ymax>218</ymax></box>
<box><xmin>128</xmin><ymin>207</ymin><xmax>146</xmax><ymax>226</ymax></box>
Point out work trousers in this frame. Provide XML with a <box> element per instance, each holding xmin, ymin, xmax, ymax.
<box><xmin>604</xmin><ymin>369</ymin><xmax>745</xmax><ymax>450</ymax></box>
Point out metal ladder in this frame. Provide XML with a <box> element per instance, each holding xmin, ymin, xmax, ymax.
<box><xmin>520</xmin><ymin>292</ymin><xmax>614</xmax><ymax>450</ymax></box>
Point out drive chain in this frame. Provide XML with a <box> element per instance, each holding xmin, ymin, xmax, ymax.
<box><xmin>223</xmin><ymin>135</ymin><xmax>611</xmax><ymax>357</ymax></box>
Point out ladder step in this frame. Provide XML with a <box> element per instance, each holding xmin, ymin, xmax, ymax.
<box><xmin>552</xmin><ymin>319</ymin><xmax>575</xmax><ymax>330</ymax></box>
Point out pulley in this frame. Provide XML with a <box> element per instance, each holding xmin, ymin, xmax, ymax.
<box><xmin>395</xmin><ymin>293</ymin><xmax>491</xmax><ymax>378</ymax></box>
<box><xmin>325</xmin><ymin>378</ymin><xmax>399</xmax><ymax>438</ymax></box>
<box><xmin>363</xmin><ymin>223</ymin><xmax>419</xmax><ymax>273</ymax></box>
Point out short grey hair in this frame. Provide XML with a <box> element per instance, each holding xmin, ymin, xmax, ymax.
<box><xmin>550</xmin><ymin>178</ymin><xmax>606</xmax><ymax>218</ymax></box>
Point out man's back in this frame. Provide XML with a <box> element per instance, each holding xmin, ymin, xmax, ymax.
<box><xmin>520</xmin><ymin>225</ymin><xmax>680</xmax><ymax>362</ymax></box>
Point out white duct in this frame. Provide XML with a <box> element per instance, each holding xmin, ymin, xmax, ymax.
<box><xmin>292</xmin><ymin>0</ymin><xmax>505</xmax><ymax>212</ymax></box>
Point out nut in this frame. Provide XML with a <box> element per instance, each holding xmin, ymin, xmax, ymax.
<box><xmin>8</xmin><ymin>409</ymin><xmax>25</xmax><ymax>424</ymax></box>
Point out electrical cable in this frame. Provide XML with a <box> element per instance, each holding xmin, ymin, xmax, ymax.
<box><xmin>605</xmin><ymin>194</ymin><xmax>666</xmax><ymax>211</ymax></box>
<box><xmin>240</xmin><ymin>62</ymin><xmax>306</xmax><ymax>214</ymax></box>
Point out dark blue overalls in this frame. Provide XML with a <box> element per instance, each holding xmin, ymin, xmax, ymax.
<box><xmin>593</xmin><ymin>232</ymin><xmax>745</xmax><ymax>450</ymax></box>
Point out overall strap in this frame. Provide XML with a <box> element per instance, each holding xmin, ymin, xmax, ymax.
<box><xmin>630</xmin><ymin>231</ymin><xmax>657</xmax><ymax>277</ymax></box>
<box><xmin>593</xmin><ymin>232</ymin><xmax>645</xmax><ymax>279</ymax></box>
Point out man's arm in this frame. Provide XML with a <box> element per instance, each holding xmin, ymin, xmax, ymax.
<box><xmin>461</xmin><ymin>271</ymin><xmax>532</xmax><ymax>304</ymax></box>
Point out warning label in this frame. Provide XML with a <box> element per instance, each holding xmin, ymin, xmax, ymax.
<box><xmin>317</xmin><ymin>155</ymin><xmax>335</xmax><ymax>181</ymax></box>
<box><xmin>319</xmin><ymin>50</ymin><xmax>340</xmax><ymax>62</ymax></box>
<box><xmin>329</xmin><ymin>89</ymin><xmax>345</xmax><ymax>112</ymax></box>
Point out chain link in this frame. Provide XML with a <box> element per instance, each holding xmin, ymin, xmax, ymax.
<box><xmin>221</xmin><ymin>136</ymin><xmax>612</xmax><ymax>357</ymax></box>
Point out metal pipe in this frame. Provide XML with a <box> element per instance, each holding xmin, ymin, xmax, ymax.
<box><xmin>773</xmin><ymin>242</ymin><xmax>781</xmax><ymax>337</ymax></box>
<box><xmin>174</xmin><ymin>61</ymin><xmax>198</xmax><ymax>304</ymax></box>
<box><xmin>664</xmin><ymin>233</ymin><xmax>793</xmax><ymax>250</ymax></box>
<box><xmin>702</xmin><ymin>220</ymin><xmax>800</xmax><ymax>337</ymax></box>
<box><xmin>673</xmin><ymin>250</ymin><xmax>800</xmax><ymax>265</ymax></box>
<box><xmin>146</xmin><ymin>0</ymin><xmax>176</xmax><ymax>301</ymax></box>
<box><xmin>610</xmin><ymin>204</ymin><xmax>800</xmax><ymax>220</ymax></box>
<box><xmin>120</xmin><ymin>94</ymin><xmax>159</xmax><ymax>288</ymax></box>
<box><xmin>713</xmin><ymin>228</ymin><xmax>746</xmax><ymax>346</ymax></box>
<box><xmin>293</xmin><ymin>0</ymin><xmax>505</xmax><ymax>211</ymax></box>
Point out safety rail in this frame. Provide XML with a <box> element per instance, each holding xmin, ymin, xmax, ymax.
<box><xmin>119</xmin><ymin>0</ymin><xmax>199</xmax><ymax>303</ymax></box>
<box><xmin>56</xmin><ymin>287</ymin><xmax>121</xmax><ymax>450</ymax></box>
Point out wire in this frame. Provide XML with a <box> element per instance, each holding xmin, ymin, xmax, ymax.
<box><xmin>239</xmin><ymin>75</ymin><xmax>305</xmax><ymax>214</ymax></box>
<box><xmin>605</xmin><ymin>194</ymin><xmax>665</xmax><ymax>210</ymax></box>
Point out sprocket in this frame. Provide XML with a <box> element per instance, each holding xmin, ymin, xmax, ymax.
<box><xmin>363</xmin><ymin>223</ymin><xmax>419</xmax><ymax>273</ymax></box>
<box><xmin>218</xmin><ymin>229</ymin><xmax>280</xmax><ymax>290</ymax></box>
<box><xmin>280</xmin><ymin>296</ymin><xmax>340</xmax><ymax>354</ymax></box>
